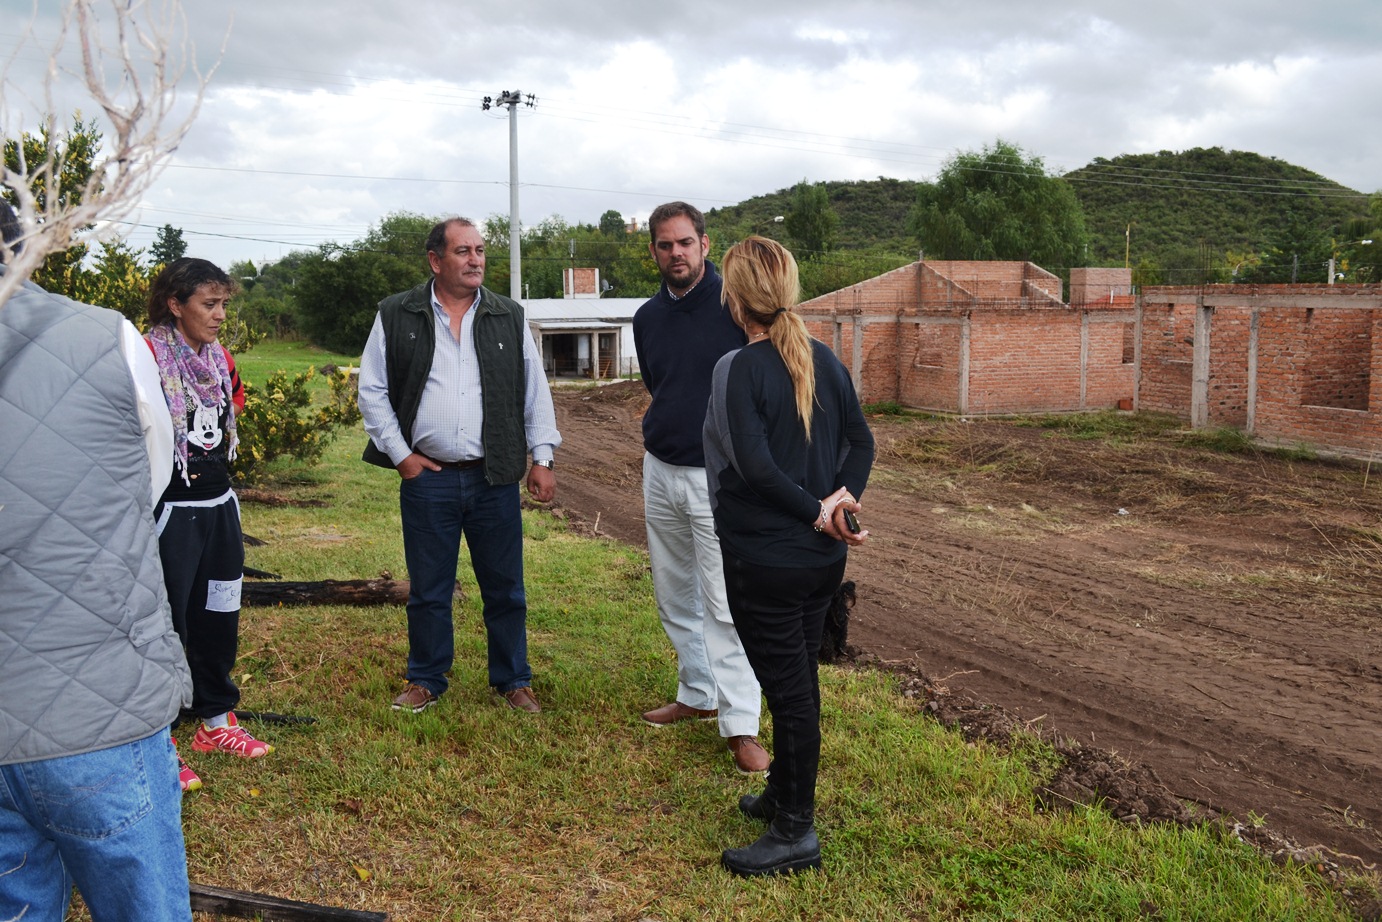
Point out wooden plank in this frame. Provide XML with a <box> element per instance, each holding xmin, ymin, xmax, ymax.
<box><xmin>189</xmin><ymin>883</ymin><xmax>387</xmax><ymax>921</ymax></box>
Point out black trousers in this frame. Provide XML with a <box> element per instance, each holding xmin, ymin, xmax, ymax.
<box><xmin>722</xmin><ymin>551</ymin><xmax>847</xmax><ymax>817</ymax></box>
<box><xmin>157</xmin><ymin>493</ymin><xmax>244</xmax><ymax>720</ymax></box>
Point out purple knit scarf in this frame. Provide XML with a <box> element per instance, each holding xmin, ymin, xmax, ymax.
<box><xmin>147</xmin><ymin>322</ymin><xmax>238</xmax><ymax>484</ymax></box>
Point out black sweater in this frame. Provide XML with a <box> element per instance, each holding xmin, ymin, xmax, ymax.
<box><xmin>703</xmin><ymin>339</ymin><xmax>875</xmax><ymax>568</ymax></box>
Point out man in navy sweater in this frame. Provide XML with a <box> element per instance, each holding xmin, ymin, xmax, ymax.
<box><xmin>632</xmin><ymin>202</ymin><xmax>767</xmax><ymax>774</ymax></box>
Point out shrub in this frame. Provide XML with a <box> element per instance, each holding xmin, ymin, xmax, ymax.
<box><xmin>233</xmin><ymin>366</ymin><xmax>361</xmax><ymax>482</ymax></box>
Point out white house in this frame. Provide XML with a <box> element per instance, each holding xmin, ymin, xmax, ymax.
<box><xmin>521</xmin><ymin>267</ymin><xmax>644</xmax><ymax>379</ymax></box>
<box><xmin>523</xmin><ymin>297</ymin><xmax>643</xmax><ymax>379</ymax></box>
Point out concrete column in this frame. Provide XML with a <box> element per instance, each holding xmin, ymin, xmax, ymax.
<box><xmin>1246</xmin><ymin>310</ymin><xmax>1259</xmax><ymax>434</ymax></box>
<box><xmin>851</xmin><ymin>311</ymin><xmax>863</xmax><ymax>393</ymax></box>
<box><xmin>1079</xmin><ymin>310</ymin><xmax>1090</xmax><ymax>410</ymax></box>
<box><xmin>1191</xmin><ymin>301</ymin><xmax>1212</xmax><ymax>429</ymax></box>
<box><xmin>958</xmin><ymin>312</ymin><xmax>971</xmax><ymax>415</ymax></box>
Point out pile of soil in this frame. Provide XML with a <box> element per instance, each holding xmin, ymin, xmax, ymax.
<box><xmin>547</xmin><ymin>379</ymin><xmax>1382</xmax><ymax>897</ymax></box>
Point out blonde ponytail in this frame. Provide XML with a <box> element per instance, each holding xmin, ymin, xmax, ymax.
<box><xmin>721</xmin><ymin>236</ymin><xmax>818</xmax><ymax>439</ymax></box>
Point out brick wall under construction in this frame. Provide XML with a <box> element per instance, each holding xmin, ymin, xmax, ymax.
<box><xmin>799</xmin><ymin>262</ymin><xmax>1134</xmax><ymax>415</ymax></box>
<box><xmin>1139</xmin><ymin>285</ymin><xmax>1382</xmax><ymax>456</ymax></box>
<box><xmin>796</xmin><ymin>262</ymin><xmax>1380</xmax><ymax>457</ymax></box>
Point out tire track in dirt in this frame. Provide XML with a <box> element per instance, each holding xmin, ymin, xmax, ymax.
<box><xmin>548</xmin><ymin>381</ymin><xmax>1382</xmax><ymax>870</ymax></box>
<box><xmin>848</xmin><ymin>484</ymin><xmax>1382</xmax><ymax>868</ymax></box>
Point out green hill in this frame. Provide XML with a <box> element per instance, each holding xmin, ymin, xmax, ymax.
<box><xmin>706</xmin><ymin>177</ymin><xmax>920</xmax><ymax>252</ymax></box>
<box><xmin>1064</xmin><ymin>148</ymin><xmax>1370</xmax><ymax>282</ymax></box>
<box><xmin>707</xmin><ymin>149</ymin><xmax>1374</xmax><ymax>285</ymax></box>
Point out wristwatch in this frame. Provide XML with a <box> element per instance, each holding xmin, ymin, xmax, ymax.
<box><xmin>533</xmin><ymin>459</ymin><xmax>554</xmax><ymax>470</ymax></box>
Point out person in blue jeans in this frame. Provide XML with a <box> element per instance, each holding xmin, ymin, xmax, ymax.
<box><xmin>1</xmin><ymin>202</ymin><xmax>194</xmax><ymax>922</ymax></box>
<box><xmin>358</xmin><ymin>216</ymin><xmax>561</xmax><ymax>715</ymax></box>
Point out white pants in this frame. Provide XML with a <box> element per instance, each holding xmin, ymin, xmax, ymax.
<box><xmin>642</xmin><ymin>452</ymin><xmax>761</xmax><ymax>737</ymax></box>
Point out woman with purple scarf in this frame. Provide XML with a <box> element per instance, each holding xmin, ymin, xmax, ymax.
<box><xmin>145</xmin><ymin>258</ymin><xmax>272</xmax><ymax>793</ymax></box>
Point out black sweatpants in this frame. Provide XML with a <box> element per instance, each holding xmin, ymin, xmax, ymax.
<box><xmin>156</xmin><ymin>492</ymin><xmax>244</xmax><ymax>720</ymax></box>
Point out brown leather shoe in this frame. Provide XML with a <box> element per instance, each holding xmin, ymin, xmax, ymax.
<box><xmin>728</xmin><ymin>735</ymin><xmax>770</xmax><ymax>774</ymax></box>
<box><xmin>642</xmin><ymin>701</ymin><xmax>718</xmax><ymax>727</ymax></box>
<box><xmin>391</xmin><ymin>682</ymin><xmax>437</xmax><ymax>713</ymax></box>
<box><xmin>502</xmin><ymin>686</ymin><xmax>541</xmax><ymax>713</ymax></box>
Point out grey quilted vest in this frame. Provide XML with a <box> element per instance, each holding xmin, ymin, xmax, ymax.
<box><xmin>0</xmin><ymin>279</ymin><xmax>192</xmax><ymax>764</ymax></box>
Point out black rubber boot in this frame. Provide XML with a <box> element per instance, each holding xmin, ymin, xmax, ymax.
<box><xmin>738</xmin><ymin>786</ymin><xmax>778</xmax><ymax>822</ymax></box>
<box><xmin>721</xmin><ymin>811</ymin><xmax>821</xmax><ymax>877</ymax></box>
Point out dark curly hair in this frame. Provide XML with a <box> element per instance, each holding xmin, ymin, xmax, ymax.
<box><xmin>147</xmin><ymin>257</ymin><xmax>237</xmax><ymax>326</ymax></box>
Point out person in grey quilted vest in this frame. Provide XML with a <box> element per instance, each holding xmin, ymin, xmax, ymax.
<box><xmin>0</xmin><ymin>202</ymin><xmax>196</xmax><ymax>922</ymax></box>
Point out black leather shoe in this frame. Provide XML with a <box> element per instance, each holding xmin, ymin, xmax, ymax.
<box><xmin>721</xmin><ymin>825</ymin><xmax>821</xmax><ymax>877</ymax></box>
<box><xmin>738</xmin><ymin>788</ymin><xmax>777</xmax><ymax>822</ymax></box>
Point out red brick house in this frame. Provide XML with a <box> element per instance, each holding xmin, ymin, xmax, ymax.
<box><xmin>797</xmin><ymin>261</ymin><xmax>1136</xmax><ymax>415</ymax></box>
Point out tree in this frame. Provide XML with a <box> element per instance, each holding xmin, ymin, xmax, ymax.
<box><xmin>230</xmin><ymin>254</ymin><xmax>305</xmax><ymax>338</ymax></box>
<box><xmin>293</xmin><ymin>212</ymin><xmax>436</xmax><ymax>353</ymax></box>
<box><xmin>1236</xmin><ymin>206</ymin><xmax>1335</xmax><ymax>284</ymax></box>
<box><xmin>150</xmin><ymin>223</ymin><xmax>187</xmax><ymax>265</ymax></box>
<box><xmin>72</xmin><ymin>238</ymin><xmax>148</xmax><ymax>324</ymax></box>
<box><xmin>907</xmin><ymin>139</ymin><xmax>1090</xmax><ymax>275</ymax></box>
<box><xmin>481</xmin><ymin>214</ymin><xmax>512</xmax><ymax>296</ymax></box>
<box><xmin>798</xmin><ymin>248</ymin><xmax>912</xmax><ymax>301</ymax></box>
<box><xmin>1</xmin><ymin>0</ymin><xmax>215</xmax><ymax>308</ymax></box>
<box><xmin>1332</xmin><ymin>197</ymin><xmax>1380</xmax><ymax>284</ymax></box>
<box><xmin>783</xmin><ymin>180</ymin><xmax>839</xmax><ymax>257</ymax></box>
<box><xmin>598</xmin><ymin>209</ymin><xmax>626</xmax><ymax>237</ymax></box>
<box><xmin>3</xmin><ymin>116</ymin><xmax>101</xmax><ymax>294</ymax></box>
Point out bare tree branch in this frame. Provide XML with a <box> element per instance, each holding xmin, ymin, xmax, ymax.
<box><xmin>1</xmin><ymin>0</ymin><xmax>219</xmax><ymax>308</ymax></box>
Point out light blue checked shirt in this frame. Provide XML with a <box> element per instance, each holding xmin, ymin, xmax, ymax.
<box><xmin>358</xmin><ymin>284</ymin><xmax>560</xmax><ymax>467</ymax></box>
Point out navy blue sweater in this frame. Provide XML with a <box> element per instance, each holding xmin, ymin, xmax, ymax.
<box><xmin>704</xmin><ymin>339</ymin><xmax>875</xmax><ymax>568</ymax></box>
<box><xmin>633</xmin><ymin>261</ymin><xmax>746</xmax><ymax>467</ymax></box>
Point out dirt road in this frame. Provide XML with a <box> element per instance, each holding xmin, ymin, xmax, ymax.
<box><xmin>548</xmin><ymin>380</ymin><xmax>1382</xmax><ymax>872</ymax></box>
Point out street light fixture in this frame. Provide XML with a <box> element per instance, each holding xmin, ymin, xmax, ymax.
<box><xmin>751</xmin><ymin>215</ymin><xmax>784</xmax><ymax>236</ymax></box>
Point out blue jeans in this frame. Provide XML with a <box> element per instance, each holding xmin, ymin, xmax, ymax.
<box><xmin>399</xmin><ymin>466</ymin><xmax>531</xmax><ymax>695</ymax></box>
<box><xmin>0</xmin><ymin>728</ymin><xmax>191</xmax><ymax>922</ymax></box>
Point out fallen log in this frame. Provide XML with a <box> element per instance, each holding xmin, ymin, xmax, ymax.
<box><xmin>190</xmin><ymin>883</ymin><xmax>387</xmax><ymax>920</ymax></box>
<box><xmin>242</xmin><ymin>578</ymin><xmax>461</xmax><ymax>607</ymax></box>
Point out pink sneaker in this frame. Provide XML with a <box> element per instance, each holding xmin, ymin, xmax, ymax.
<box><xmin>191</xmin><ymin>712</ymin><xmax>273</xmax><ymax>758</ymax></box>
<box><xmin>172</xmin><ymin>737</ymin><xmax>202</xmax><ymax>793</ymax></box>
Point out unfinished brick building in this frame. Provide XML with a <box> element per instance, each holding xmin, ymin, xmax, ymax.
<box><xmin>1138</xmin><ymin>284</ymin><xmax>1382</xmax><ymax>456</ymax></box>
<box><xmin>797</xmin><ymin>261</ymin><xmax>1136</xmax><ymax>415</ymax></box>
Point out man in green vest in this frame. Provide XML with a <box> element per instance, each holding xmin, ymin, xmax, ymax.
<box><xmin>359</xmin><ymin>217</ymin><xmax>561</xmax><ymax>715</ymax></box>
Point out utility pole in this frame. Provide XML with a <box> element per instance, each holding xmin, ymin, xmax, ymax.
<box><xmin>482</xmin><ymin>90</ymin><xmax>537</xmax><ymax>300</ymax></box>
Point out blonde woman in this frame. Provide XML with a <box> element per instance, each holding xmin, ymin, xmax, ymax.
<box><xmin>703</xmin><ymin>236</ymin><xmax>874</xmax><ymax>876</ymax></box>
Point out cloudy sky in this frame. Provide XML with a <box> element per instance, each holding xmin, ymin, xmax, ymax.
<box><xmin>4</xmin><ymin>0</ymin><xmax>1380</xmax><ymax>271</ymax></box>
